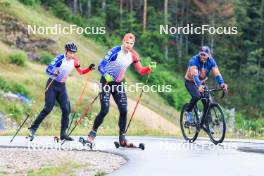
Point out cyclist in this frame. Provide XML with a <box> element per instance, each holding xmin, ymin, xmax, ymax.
<box><xmin>184</xmin><ymin>46</ymin><xmax>228</xmax><ymax>125</ymax></box>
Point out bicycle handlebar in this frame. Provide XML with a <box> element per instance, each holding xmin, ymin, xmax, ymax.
<box><xmin>205</xmin><ymin>88</ymin><xmax>226</xmax><ymax>99</ymax></box>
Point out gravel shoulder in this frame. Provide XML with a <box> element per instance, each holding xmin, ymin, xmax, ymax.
<box><xmin>0</xmin><ymin>147</ymin><xmax>126</xmax><ymax>176</ymax></box>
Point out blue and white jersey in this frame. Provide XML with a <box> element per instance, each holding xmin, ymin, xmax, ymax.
<box><xmin>98</xmin><ymin>46</ymin><xmax>138</xmax><ymax>82</ymax></box>
<box><xmin>46</xmin><ymin>54</ymin><xmax>75</xmax><ymax>82</ymax></box>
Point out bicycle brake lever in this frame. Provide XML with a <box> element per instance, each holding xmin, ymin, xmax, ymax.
<box><xmin>220</xmin><ymin>89</ymin><xmax>226</xmax><ymax>99</ymax></box>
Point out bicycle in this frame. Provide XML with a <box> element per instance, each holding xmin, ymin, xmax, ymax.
<box><xmin>180</xmin><ymin>87</ymin><xmax>226</xmax><ymax>145</ymax></box>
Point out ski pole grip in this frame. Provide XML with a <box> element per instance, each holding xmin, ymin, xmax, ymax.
<box><xmin>149</xmin><ymin>61</ymin><xmax>156</xmax><ymax>69</ymax></box>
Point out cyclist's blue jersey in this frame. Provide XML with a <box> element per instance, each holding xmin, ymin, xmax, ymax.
<box><xmin>186</xmin><ymin>54</ymin><xmax>218</xmax><ymax>81</ymax></box>
<box><xmin>98</xmin><ymin>46</ymin><xmax>138</xmax><ymax>82</ymax></box>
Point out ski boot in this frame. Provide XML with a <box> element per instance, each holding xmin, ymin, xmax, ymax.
<box><xmin>27</xmin><ymin>128</ymin><xmax>36</xmax><ymax>141</ymax></box>
<box><xmin>60</xmin><ymin>130</ymin><xmax>74</xmax><ymax>141</ymax></box>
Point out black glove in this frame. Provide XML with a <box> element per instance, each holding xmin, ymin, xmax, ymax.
<box><xmin>89</xmin><ymin>64</ymin><xmax>95</xmax><ymax>70</ymax></box>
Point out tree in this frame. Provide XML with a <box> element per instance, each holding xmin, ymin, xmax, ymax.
<box><xmin>143</xmin><ymin>0</ymin><xmax>147</xmax><ymax>32</ymax></box>
<box><xmin>72</xmin><ymin>0</ymin><xmax>78</xmax><ymax>14</ymax></box>
<box><xmin>164</xmin><ymin>0</ymin><xmax>168</xmax><ymax>60</ymax></box>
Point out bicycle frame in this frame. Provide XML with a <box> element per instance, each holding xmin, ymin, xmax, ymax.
<box><xmin>180</xmin><ymin>86</ymin><xmax>226</xmax><ymax>144</ymax></box>
<box><xmin>194</xmin><ymin>88</ymin><xmax>224</xmax><ymax>132</ymax></box>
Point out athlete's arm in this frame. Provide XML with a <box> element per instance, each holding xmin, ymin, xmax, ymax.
<box><xmin>131</xmin><ymin>50</ymin><xmax>151</xmax><ymax>75</ymax></box>
<box><xmin>73</xmin><ymin>56</ymin><xmax>92</xmax><ymax>75</ymax></box>
<box><xmin>133</xmin><ymin>61</ymin><xmax>151</xmax><ymax>75</ymax></box>
<box><xmin>212</xmin><ymin>67</ymin><xmax>221</xmax><ymax>78</ymax></box>
<box><xmin>212</xmin><ymin>67</ymin><xmax>227</xmax><ymax>90</ymax></box>
<box><xmin>211</xmin><ymin>59</ymin><xmax>224</xmax><ymax>84</ymax></box>
<box><xmin>98</xmin><ymin>59</ymin><xmax>108</xmax><ymax>76</ymax></box>
<box><xmin>189</xmin><ymin>66</ymin><xmax>200</xmax><ymax>86</ymax></box>
<box><xmin>98</xmin><ymin>47</ymin><xmax>120</xmax><ymax>76</ymax></box>
<box><xmin>46</xmin><ymin>54</ymin><xmax>63</xmax><ymax>75</ymax></box>
<box><xmin>188</xmin><ymin>65</ymin><xmax>205</xmax><ymax>92</ymax></box>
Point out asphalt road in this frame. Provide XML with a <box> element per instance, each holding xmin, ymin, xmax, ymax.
<box><xmin>1</xmin><ymin>136</ymin><xmax>264</xmax><ymax>176</ymax></box>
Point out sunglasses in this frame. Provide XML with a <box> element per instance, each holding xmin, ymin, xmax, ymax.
<box><xmin>200</xmin><ymin>53</ymin><xmax>206</xmax><ymax>57</ymax></box>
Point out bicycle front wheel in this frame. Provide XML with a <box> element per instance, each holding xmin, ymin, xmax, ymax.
<box><xmin>206</xmin><ymin>103</ymin><xmax>226</xmax><ymax>145</ymax></box>
<box><xmin>180</xmin><ymin>103</ymin><xmax>199</xmax><ymax>143</ymax></box>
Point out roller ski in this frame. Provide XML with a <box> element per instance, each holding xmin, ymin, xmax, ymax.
<box><xmin>54</xmin><ymin>130</ymin><xmax>74</xmax><ymax>143</ymax></box>
<box><xmin>79</xmin><ymin>131</ymin><xmax>96</xmax><ymax>149</ymax></box>
<box><xmin>114</xmin><ymin>134</ymin><xmax>145</xmax><ymax>150</ymax></box>
<box><xmin>26</xmin><ymin>128</ymin><xmax>36</xmax><ymax>141</ymax></box>
<box><xmin>79</xmin><ymin>137</ymin><xmax>94</xmax><ymax>149</ymax></box>
<box><xmin>53</xmin><ymin>136</ymin><xmax>74</xmax><ymax>143</ymax></box>
<box><xmin>54</xmin><ymin>136</ymin><xmax>60</xmax><ymax>143</ymax></box>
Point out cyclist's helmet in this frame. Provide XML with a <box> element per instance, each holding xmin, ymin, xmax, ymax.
<box><xmin>65</xmin><ymin>42</ymin><xmax>77</xmax><ymax>52</ymax></box>
<box><xmin>199</xmin><ymin>46</ymin><xmax>211</xmax><ymax>57</ymax></box>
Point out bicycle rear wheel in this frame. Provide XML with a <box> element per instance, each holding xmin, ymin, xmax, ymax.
<box><xmin>206</xmin><ymin>103</ymin><xmax>226</xmax><ymax>145</ymax></box>
<box><xmin>180</xmin><ymin>103</ymin><xmax>199</xmax><ymax>143</ymax></box>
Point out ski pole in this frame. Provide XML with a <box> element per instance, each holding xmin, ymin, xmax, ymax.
<box><xmin>62</xmin><ymin>82</ymin><xmax>108</xmax><ymax>145</ymax></box>
<box><xmin>67</xmin><ymin>64</ymin><xmax>95</xmax><ymax>134</ymax></box>
<box><xmin>67</xmin><ymin>74</ymin><xmax>91</xmax><ymax>134</ymax></box>
<box><xmin>125</xmin><ymin>74</ymin><xmax>150</xmax><ymax>134</ymax></box>
<box><xmin>10</xmin><ymin>76</ymin><xmax>57</xmax><ymax>143</ymax></box>
<box><xmin>61</xmin><ymin>92</ymin><xmax>100</xmax><ymax>145</ymax></box>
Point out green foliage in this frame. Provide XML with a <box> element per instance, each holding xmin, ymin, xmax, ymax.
<box><xmin>19</xmin><ymin>0</ymin><xmax>37</xmax><ymax>6</ymax></box>
<box><xmin>0</xmin><ymin>76</ymin><xmax>30</xmax><ymax>122</ymax></box>
<box><xmin>8</xmin><ymin>52</ymin><xmax>27</xmax><ymax>66</ymax></box>
<box><xmin>0</xmin><ymin>77</ymin><xmax>12</xmax><ymax>92</ymax></box>
<box><xmin>134</xmin><ymin>57</ymin><xmax>189</xmax><ymax>111</ymax></box>
<box><xmin>39</xmin><ymin>52</ymin><xmax>53</xmax><ymax>65</ymax></box>
<box><xmin>138</xmin><ymin>31</ymin><xmax>166</xmax><ymax>63</ymax></box>
<box><xmin>0</xmin><ymin>95</ymin><xmax>29</xmax><ymax>123</ymax></box>
<box><xmin>12</xmin><ymin>83</ymin><xmax>29</xmax><ymax>96</ymax></box>
<box><xmin>27</xmin><ymin>162</ymin><xmax>83</xmax><ymax>176</ymax></box>
<box><xmin>95</xmin><ymin>172</ymin><xmax>107</xmax><ymax>176</ymax></box>
<box><xmin>7</xmin><ymin>104</ymin><xmax>23</xmax><ymax>122</ymax></box>
<box><xmin>85</xmin><ymin>16</ymin><xmax>107</xmax><ymax>44</ymax></box>
<box><xmin>0</xmin><ymin>76</ymin><xmax>29</xmax><ymax>96</ymax></box>
<box><xmin>50</xmin><ymin>1</ymin><xmax>72</xmax><ymax>21</ymax></box>
<box><xmin>0</xmin><ymin>1</ymin><xmax>10</xmax><ymax>7</ymax></box>
<box><xmin>39</xmin><ymin>0</ymin><xmax>84</xmax><ymax>26</ymax></box>
<box><xmin>234</xmin><ymin>111</ymin><xmax>264</xmax><ymax>137</ymax></box>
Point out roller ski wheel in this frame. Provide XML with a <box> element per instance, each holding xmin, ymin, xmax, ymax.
<box><xmin>139</xmin><ymin>143</ymin><xmax>145</xmax><ymax>150</ymax></box>
<box><xmin>114</xmin><ymin>141</ymin><xmax>120</xmax><ymax>148</ymax></box>
<box><xmin>79</xmin><ymin>137</ymin><xmax>94</xmax><ymax>150</ymax></box>
<box><xmin>26</xmin><ymin>135</ymin><xmax>34</xmax><ymax>141</ymax></box>
<box><xmin>54</xmin><ymin>136</ymin><xmax>60</xmax><ymax>143</ymax></box>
